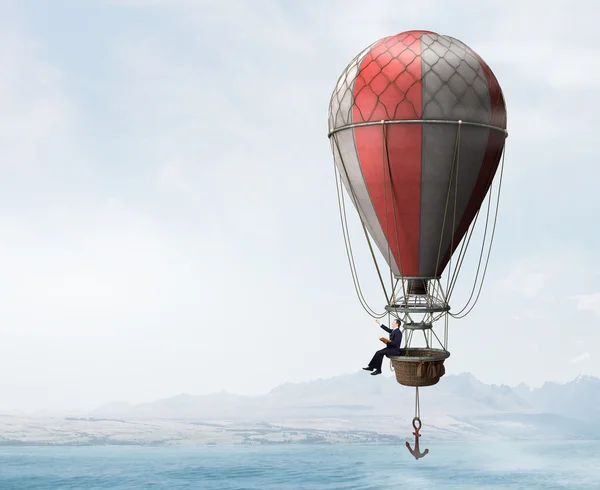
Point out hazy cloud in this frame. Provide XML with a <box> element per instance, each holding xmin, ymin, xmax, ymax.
<box><xmin>571</xmin><ymin>352</ymin><xmax>591</xmax><ymax>364</ymax></box>
<box><xmin>570</xmin><ymin>293</ymin><xmax>600</xmax><ymax>316</ymax></box>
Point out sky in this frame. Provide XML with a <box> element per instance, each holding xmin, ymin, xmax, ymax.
<box><xmin>0</xmin><ymin>0</ymin><xmax>599</xmax><ymax>412</ymax></box>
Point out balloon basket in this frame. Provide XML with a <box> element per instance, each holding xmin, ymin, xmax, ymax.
<box><xmin>390</xmin><ymin>348</ymin><xmax>450</xmax><ymax>387</ymax></box>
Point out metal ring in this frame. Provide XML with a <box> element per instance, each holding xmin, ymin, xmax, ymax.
<box><xmin>328</xmin><ymin>119</ymin><xmax>508</xmax><ymax>138</ymax></box>
<box><xmin>385</xmin><ymin>305</ymin><xmax>450</xmax><ymax>314</ymax></box>
<box><xmin>402</xmin><ymin>322</ymin><xmax>433</xmax><ymax>331</ymax></box>
<box><xmin>395</xmin><ymin>275</ymin><xmax>442</xmax><ymax>281</ymax></box>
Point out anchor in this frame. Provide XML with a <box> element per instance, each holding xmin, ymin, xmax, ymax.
<box><xmin>405</xmin><ymin>416</ymin><xmax>429</xmax><ymax>460</ymax></box>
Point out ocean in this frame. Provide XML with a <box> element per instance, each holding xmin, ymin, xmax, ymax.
<box><xmin>1</xmin><ymin>441</ymin><xmax>598</xmax><ymax>489</ymax></box>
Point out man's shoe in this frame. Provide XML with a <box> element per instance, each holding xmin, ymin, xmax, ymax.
<box><xmin>362</xmin><ymin>367</ymin><xmax>374</xmax><ymax>371</ymax></box>
<box><xmin>371</xmin><ymin>369</ymin><xmax>382</xmax><ymax>375</ymax></box>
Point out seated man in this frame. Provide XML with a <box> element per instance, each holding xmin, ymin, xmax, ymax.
<box><xmin>363</xmin><ymin>318</ymin><xmax>402</xmax><ymax>376</ymax></box>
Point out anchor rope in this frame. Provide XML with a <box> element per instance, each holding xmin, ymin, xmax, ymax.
<box><xmin>414</xmin><ymin>386</ymin><xmax>421</xmax><ymax>419</ymax></box>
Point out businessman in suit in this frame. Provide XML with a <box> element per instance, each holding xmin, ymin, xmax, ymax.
<box><xmin>363</xmin><ymin>318</ymin><xmax>403</xmax><ymax>376</ymax></box>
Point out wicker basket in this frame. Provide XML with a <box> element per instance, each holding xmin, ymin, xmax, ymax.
<box><xmin>389</xmin><ymin>348</ymin><xmax>450</xmax><ymax>387</ymax></box>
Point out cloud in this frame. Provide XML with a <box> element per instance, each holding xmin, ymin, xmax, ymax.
<box><xmin>500</xmin><ymin>268</ymin><xmax>551</xmax><ymax>299</ymax></box>
<box><xmin>0</xmin><ymin>16</ymin><xmax>77</xmax><ymax>175</ymax></box>
<box><xmin>0</xmin><ymin>199</ymin><xmax>215</xmax><ymax>315</ymax></box>
<box><xmin>493</xmin><ymin>248</ymin><xmax>594</xmax><ymax>300</ymax></box>
<box><xmin>156</xmin><ymin>160</ymin><xmax>192</xmax><ymax>193</ymax></box>
<box><xmin>570</xmin><ymin>293</ymin><xmax>600</xmax><ymax>316</ymax></box>
<box><xmin>571</xmin><ymin>352</ymin><xmax>591</xmax><ymax>364</ymax></box>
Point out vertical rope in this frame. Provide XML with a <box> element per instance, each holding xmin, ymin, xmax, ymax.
<box><xmin>331</xmin><ymin>136</ymin><xmax>390</xmax><ymax>314</ymax></box>
<box><xmin>360</xmin><ymin>213</ymin><xmax>392</xmax><ymax>305</ymax></box>
<box><xmin>333</xmin><ymin>158</ymin><xmax>386</xmax><ymax>317</ymax></box>
<box><xmin>451</xmin><ymin>143</ymin><xmax>507</xmax><ymax>318</ymax></box>
<box><xmin>444</xmin><ymin>313</ymin><xmax>449</xmax><ymax>350</ymax></box>
<box><xmin>382</xmin><ymin>123</ymin><xmax>407</xmax><ymax>303</ymax></box>
<box><xmin>433</xmin><ymin>124</ymin><xmax>462</xmax><ymax>279</ymax></box>
<box><xmin>422</xmin><ymin>329</ymin><xmax>430</xmax><ymax>348</ymax></box>
<box><xmin>380</xmin><ymin>122</ymin><xmax>395</xmax><ymax>299</ymax></box>
<box><xmin>414</xmin><ymin>386</ymin><xmax>421</xmax><ymax>419</ymax></box>
<box><xmin>447</xmin><ymin>139</ymin><xmax>508</xmax><ymax>308</ymax></box>
<box><xmin>447</xmin><ymin>171</ymin><xmax>492</xmax><ymax>303</ymax></box>
<box><xmin>446</xmin><ymin>207</ymin><xmax>481</xmax><ymax>298</ymax></box>
<box><xmin>446</xmin><ymin>123</ymin><xmax>461</xmax><ymax>297</ymax></box>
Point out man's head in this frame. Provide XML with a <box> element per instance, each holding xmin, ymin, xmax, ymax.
<box><xmin>392</xmin><ymin>318</ymin><xmax>401</xmax><ymax>328</ymax></box>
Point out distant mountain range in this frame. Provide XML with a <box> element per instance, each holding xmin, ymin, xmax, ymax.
<box><xmin>2</xmin><ymin>372</ymin><xmax>600</xmax><ymax>445</ymax></box>
<box><xmin>87</xmin><ymin>371</ymin><xmax>600</xmax><ymax>440</ymax></box>
<box><xmin>92</xmin><ymin>371</ymin><xmax>600</xmax><ymax>423</ymax></box>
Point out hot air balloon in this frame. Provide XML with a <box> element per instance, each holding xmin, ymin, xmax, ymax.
<box><xmin>327</xmin><ymin>30</ymin><xmax>507</xmax><ymax>458</ymax></box>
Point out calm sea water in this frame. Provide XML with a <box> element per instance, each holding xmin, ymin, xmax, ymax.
<box><xmin>1</xmin><ymin>441</ymin><xmax>599</xmax><ymax>489</ymax></box>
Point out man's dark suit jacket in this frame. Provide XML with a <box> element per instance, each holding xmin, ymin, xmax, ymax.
<box><xmin>380</xmin><ymin>323</ymin><xmax>402</xmax><ymax>352</ymax></box>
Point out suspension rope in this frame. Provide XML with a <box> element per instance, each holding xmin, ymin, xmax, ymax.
<box><xmin>333</xmin><ymin>159</ymin><xmax>386</xmax><ymax>318</ymax></box>
<box><xmin>381</xmin><ymin>124</ymin><xmax>395</xmax><ymax>297</ymax></box>
<box><xmin>446</xmin><ymin>139</ymin><xmax>500</xmax><ymax>304</ymax></box>
<box><xmin>433</xmin><ymin>124</ymin><xmax>462</xmax><ymax>282</ymax></box>
<box><xmin>444</xmin><ymin>312</ymin><xmax>449</xmax><ymax>350</ymax></box>
<box><xmin>446</xmin><ymin>206</ymin><xmax>481</xmax><ymax>300</ymax></box>
<box><xmin>360</xmin><ymin>219</ymin><xmax>391</xmax><ymax>305</ymax></box>
<box><xmin>332</xmin><ymin>134</ymin><xmax>391</xmax><ymax>306</ymax></box>
<box><xmin>429</xmin><ymin>327</ymin><xmax>445</xmax><ymax>350</ymax></box>
<box><xmin>451</xmin><ymin>144</ymin><xmax>507</xmax><ymax>319</ymax></box>
<box><xmin>445</xmin><ymin>123</ymin><xmax>461</xmax><ymax>302</ymax></box>
<box><xmin>388</xmin><ymin>310</ymin><xmax>396</xmax><ymax>372</ymax></box>
<box><xmin>447</xmin><ymin>181</ymin><xmax>492</xmax><ymax>305</ymax></box>
<box><xmin>422</xmin><ymin>329</ymin><xmax>430</xmax><ymax>348</ymax></box>
<box><xmin>382</xmin><ymin>123</ymin><xmax>407</xmax><ymax>303</ymax></box>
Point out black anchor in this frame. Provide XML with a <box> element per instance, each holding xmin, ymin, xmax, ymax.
<box><xmin>405</xmin><ymin>416</ymin><xmax>429</xmax><ymax>460</ymax></box>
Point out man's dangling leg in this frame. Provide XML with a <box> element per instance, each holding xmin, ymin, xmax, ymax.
<box><xmin>369</xmin><ymin>349</ymin><xmax>386</xmax><ymax>374</ymax></box>
<box><xmin>364</xmin><ymin>349</ymin><xmax>383</xmax><ymax>371</ymax></box>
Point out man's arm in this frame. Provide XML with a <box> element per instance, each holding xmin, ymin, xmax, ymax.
<box><xmin>376</xmin><ymin>319</ymin><xmax>392</xmax><ymax>333</ymax></box>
